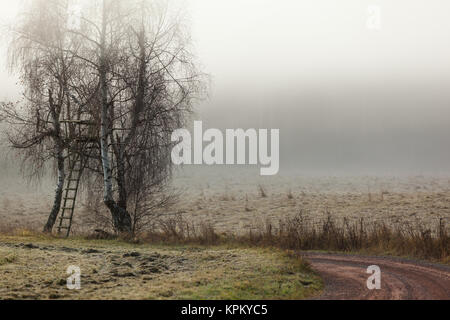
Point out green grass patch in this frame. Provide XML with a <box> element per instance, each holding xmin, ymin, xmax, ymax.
<box><xmin>0</xmin><ymin>234</ymin><xmax>322</xmax><ymax>300</ymax></box>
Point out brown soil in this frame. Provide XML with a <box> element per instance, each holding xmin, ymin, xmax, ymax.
<box><xmin>305</xmin><ymin>253</ymin><xmax>450</xmax><ymax>300</ymax></box>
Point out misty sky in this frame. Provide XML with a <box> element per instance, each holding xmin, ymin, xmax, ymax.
<box><xmin>2</xmin><ymin>0</ymin><xmax>450</xmax><ymax>174</ymax></box>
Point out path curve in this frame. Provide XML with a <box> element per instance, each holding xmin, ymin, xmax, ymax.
<box><xmin>304</xmin><ymin>253</ymin><xmax>450</xmax><ymax>300</ymax></box>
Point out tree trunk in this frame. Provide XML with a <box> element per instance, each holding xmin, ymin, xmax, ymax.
<box><xmin>99</xmin><ymin>0</ymin><xmax>132</xmax><ymax>234</ymax></box>
<box><xmin>43</xmin><ymin>151</ymin><xmax>65</xmax><ymax>233</ymax></box>
<box><xmin>116</xmin><ymin>144</ymin><xmax>127</xmax><ymax>210</ymax></box>
<box><xmin>44</xmin><ymin>91</ymin><xmax>65</xmax><ymax>233</ymax></box>
<box><xmin>104</xmin><ymin>199</ymin><xmax>132</xmax><ymax>233</ymax></box>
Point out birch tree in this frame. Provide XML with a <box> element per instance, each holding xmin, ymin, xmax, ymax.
<box><xmin>0</xmin><ymin>0</ymin><xmax>82</xmax><ymax>232</ymax></box>
<box><xmin>68</xmin><ymin>0</ymin><xmax>205</xmax><ymax>233</ymax></box>
<box><xmin>1</xmin><ymin>0</ymin><xmax>206</xmax><ymax>235</ymax></box>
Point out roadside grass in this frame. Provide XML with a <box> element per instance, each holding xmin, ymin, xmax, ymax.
<box><xmin>134</xmin><ymin>212</ymin><xmax>449</xmax><ymax>265</ymax></box>
<box><xmin>0</xmin><ymin>234</ymin><xmax>322</xmax><ymax>300</ymax></box>
<box><xmin>240</xmin><ymin>212</ymin><xmax>449</xmax><ymax>265</ymax></box>
<box><xmin>174</xmin><ymin>251</ymin><xmax>320</xmax><ymax>300</ymax></box>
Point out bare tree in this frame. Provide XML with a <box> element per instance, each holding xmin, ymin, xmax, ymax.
<box><xmin>67</xmin><ymin>0</ymin><xmax>206</xmax><ymax>234</ymax></box>
<box><xmin>0</xmin><ymin>0</ymin><xmax>84</xmax><ymax>232</ymax></box>
<box><xmin>1</xmin><ymin>0</ymin><xmax>206</xmax><ymax>235</ymax></box>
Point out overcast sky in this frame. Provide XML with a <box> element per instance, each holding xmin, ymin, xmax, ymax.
<box><xmin>2</xmin><ymin>0</ymin><xmax>450</xmax><ymax>174</ymax></box>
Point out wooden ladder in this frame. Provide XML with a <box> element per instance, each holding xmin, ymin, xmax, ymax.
<box><xmin>57</xmin><ymin>152</ymin><xmax>84</xmax><ymax>238</ymax></box>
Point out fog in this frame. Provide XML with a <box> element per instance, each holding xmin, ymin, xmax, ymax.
<box><xmin>2</xmin><ymin>0</ymin><xmax>450</xmax><ymax>175</ymax></box>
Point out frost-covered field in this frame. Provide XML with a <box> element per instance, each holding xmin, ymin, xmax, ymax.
<box><xmin>1</xmin><ymin>166</ymin><xmax>450</xmax><ymax>234</ymax></box>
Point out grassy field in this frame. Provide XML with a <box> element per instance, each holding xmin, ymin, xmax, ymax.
<box><xmin>0</xmin><ymin>233</ymin><xmax>322</xmax><ymax>300</ymax></box>
<box><xmin>1</xmin><ymin>173</ymin><xmax>448</xmax><ymax>299</ymax></box>
<box><xmin>2</xmin><ymin>173</ymin><xmax>450</xmax><ymax>236</ymax></box>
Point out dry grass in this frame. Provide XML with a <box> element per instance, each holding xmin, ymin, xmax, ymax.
<box><xmin>0</xmin><ymin>252</ymin><xmax>17</xmax><ymax>266</ymax></box>
<box><xmin>0</xmin><ymin>234</ymin><xmax>321</xmax><ymax>300</ymax></box>
<box><xmin>241</xmin><ymin>213</ymin><xmax>450</xmax><ymax>264</ymax></box>
<box><xmin>258</xmin><ymin>184</ymin><xmax>268</xmax><ymax>198</ymax></box>
<box><xmin>127</xmin><ymin>212</ymin><xmax>449</xmax><ymax>264</ymax></box>
<box><xmin>140</xmin><ymin>214</ymin><xmax>221</xmax><ymax>245</ymax></box>
<box><xmin>179</xmin><ymin>180</ymin><xmax>450</xmax><ymax>235</ymax></box>
<box><xmin>0</xmin><ymin>208</ymin><xmax>447</xmax><ymax>300</ymax></box>
<box><xmin>1</xmin><ymin>174</ymin><xmax>449</xmax><ymax>267</ymax></box>
<box><xmin>1</xmin><ymin>208</ymin><xmax>448</xmax><ymax>264</ymax></box>
<box><xmin>287</xmin><ymin>190</ymin><xmax>294</xmax><ymax>200</ymax></box>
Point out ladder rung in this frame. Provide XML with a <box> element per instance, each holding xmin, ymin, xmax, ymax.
<box><xmin>66</xmin><ymin>188</ymin><xmax>78</xmax><ymax>191</ymax></box>
<box><xmin>62</xmin><ymin>204</ymin><xmax>74</xmax><ymax>208</ymax></box>
<box><xmin>58</xmin><ymin>226</ymin><xmax>69</xmax><ymax>229</ymax></box>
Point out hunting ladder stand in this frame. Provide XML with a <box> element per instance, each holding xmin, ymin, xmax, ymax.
<box><xmin>57</xmin><ymin>120</ymin><xmax>97</xmax><ymax>237</ymax></box>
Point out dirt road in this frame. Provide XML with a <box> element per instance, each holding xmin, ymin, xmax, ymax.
<box><xmin>305</xmin><ymin>253</ymin><xmax>450</xmax><ymax>300</ymax></box>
